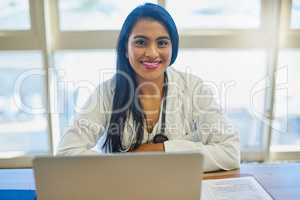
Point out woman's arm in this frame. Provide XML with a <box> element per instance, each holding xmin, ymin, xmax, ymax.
<box><xmin>164</xmin><ymin>81</ymin><xmax>240</xmax><ymax>172</ymax></box>
<box><xmin>130</xmin><ymin>143</ymin><xmax>164</xmax><ymax>152</ymax></box>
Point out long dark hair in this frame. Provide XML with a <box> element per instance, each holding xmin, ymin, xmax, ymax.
<box><xmin>103</xmin><ymin>3</ymin><xmax>179</xmax><ymax>152</ymax></box>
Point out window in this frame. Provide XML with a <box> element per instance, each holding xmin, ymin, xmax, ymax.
<box><xmin>272</xmin><ymin>50</ymin><xmax>300</xmax><ymax>150</ymax></box>
<box><xmin>166</xmin><ymin>0</ymin><xmax>261</xmax><ymax>29</ymax></box>
<box><xmin>58</xmin><ymin>0</ymin><xmax>157</xmax><ymax>30</ymax></box>
<box><xmin>0</xmin><ymin>52</ymin><xmax>49</xmax><ymax>157</ymax></box>
<box><xmin>54</xmin><ymin>50</ymin><xmax>115</xmax><ymax>136</ymax></box>
<box><xmin>173</xmin><ymin>50</ymin><xmax>267</xmax><ymax>150</ymax></box>
<box><xmin>2</xmin><ymin>0</ymin><xmax>300</xmax><ymax>165</ymax></box>
<box><xmin>0</xmin><ymin>0</ymin><xmax>31</xmax><ymax>30</ymax></box>
<box><xmin>291</xmin><ymin>0</ymin><xmax>300</xmax><ymax>29</ymax></box>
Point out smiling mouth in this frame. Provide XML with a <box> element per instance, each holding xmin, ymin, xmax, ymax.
<box><xmin>140</xmin><ymin>61</ymin><xmax>162</xmax><ymax>69</ymax></box>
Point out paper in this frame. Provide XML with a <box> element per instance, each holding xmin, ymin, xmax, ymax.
<box><xmin>201</xmin><ymin>176</ymin><xmax>273</xmax><ymax>200</ymax></box>
<box><xmin>0</xmin><ymin>169</ymin><xmax>35</xmax><ymax>190</ymax></box>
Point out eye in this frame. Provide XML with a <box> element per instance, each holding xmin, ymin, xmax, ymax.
<box><xmin>157</xmin><ymin>40</ymin><xmax>170</xmax><ymax>48</ymax></box>
<box><xmin>134</xmin><ymin>39</ymin><xmax>146</xmax><ymax>47</ymax></box>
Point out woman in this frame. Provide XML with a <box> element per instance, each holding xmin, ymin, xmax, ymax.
<box><xmin>57</xmin><ymin>3</ymin><xmax>240</xmax><ymax>172</ymax></box>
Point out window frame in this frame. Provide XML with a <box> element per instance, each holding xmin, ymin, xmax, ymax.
<box><xmin>0</xmin><ymin>0</ymin><xmax>300</xmax><ymax>167</ymax></box>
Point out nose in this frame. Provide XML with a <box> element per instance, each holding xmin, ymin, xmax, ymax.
<box><xmin>145</xmin><ymin>44</ymin><xmax>159</xmax><ymax>58</ymax></box>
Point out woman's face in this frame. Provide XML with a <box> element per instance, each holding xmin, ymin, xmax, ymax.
<box><xmin>127</xmin><ymin>19</ymin><xmax>172</xmax><ymax>82</ymax></box>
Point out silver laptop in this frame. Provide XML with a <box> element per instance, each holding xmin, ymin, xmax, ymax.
<box><xmin>33</xmin><ymin>152</ymin><xmax>204</xmax><ymax>200</ymax></box>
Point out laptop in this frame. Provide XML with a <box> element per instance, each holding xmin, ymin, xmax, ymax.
<box><xmin>33</xmin><ymin>152</ymin><xmax>204</xmax><ymax>200</ymax></box>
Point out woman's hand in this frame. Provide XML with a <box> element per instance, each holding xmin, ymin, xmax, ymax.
<box><xmin>130</xmin><ymin>143</ymin><xmax>164</xmax><ymax>152</ymax></box>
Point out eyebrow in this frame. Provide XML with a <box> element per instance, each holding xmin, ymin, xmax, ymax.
<box><xmin>133</xmin><ymin>35</ymin><xmax>171</xmax><ymax>40</ymax></box>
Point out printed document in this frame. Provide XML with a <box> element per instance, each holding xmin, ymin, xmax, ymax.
<box><xmin>201</xmin><ymin>176</ymin><xmax>273</xmax><ymax>200</ymax></box>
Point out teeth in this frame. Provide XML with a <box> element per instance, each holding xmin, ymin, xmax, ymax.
<box><xmin>145</xmin><ymin>62</ymin><xmax>158</xmax><ymax>65</ymax></box>
<box><xmin>143</xmin><ymin>61</ymin><xmax>160</xmax><ymax>64</ymax></box>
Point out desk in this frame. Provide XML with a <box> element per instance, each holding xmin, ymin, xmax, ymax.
<box><xmin>204</xmin><ymin>163</ymin><xmax>300</xmax><ymax>200</ymax></box>
<box><xmin>0</xmin><ymin>163</ymin><xmax>299</xmax><ymax>200</ymax></box>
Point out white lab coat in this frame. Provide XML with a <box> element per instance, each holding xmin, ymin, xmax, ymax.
<box><xmin>57</xmin><ymin>68</ymin><xmax>240</xmax><ymax>172</ymax></box>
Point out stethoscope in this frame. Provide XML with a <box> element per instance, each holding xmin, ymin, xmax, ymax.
<box><xmin>152</xmin><ymin>74</ymin><xmax>168</xmax><ymax>144</ymax></box>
